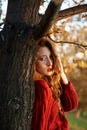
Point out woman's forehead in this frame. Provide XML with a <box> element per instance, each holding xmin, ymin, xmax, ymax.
<box><xmin>36</xmin><ymin>46</ymin><xmax>51</xmax><ymax>56</ymax></box>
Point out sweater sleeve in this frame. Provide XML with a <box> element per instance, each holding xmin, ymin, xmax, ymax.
<box><xmin>31</xmin><ymin>80</ymin><xmax>52</xmax><ymax>130</ymax></box>
<box><xmin>60</xmin><ymin>81</ymin><xmax>78</xmax><ymax>112</ymax></box>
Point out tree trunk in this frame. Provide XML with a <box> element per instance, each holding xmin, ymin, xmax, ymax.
<box><xmin>0</xmin><ymin>0</ymin><xmax>63</xmax><ymax>129</ymax></box>
<box><xmin>0</xmin><ymin>36</ymin><xmax>37</xmax><ymax>130</ymax></box>
<box><xmin>0</xmin><ymin>0</ymin><xmax>40</xmax><ymax>130</ymax></box>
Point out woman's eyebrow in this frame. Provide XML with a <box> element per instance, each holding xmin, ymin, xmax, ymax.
<box><xmin>38</xmin><ymin>55</ymin><xmax>47</xmax><ymax>58</ymax></box>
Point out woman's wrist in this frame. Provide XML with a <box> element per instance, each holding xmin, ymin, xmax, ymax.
<box><xmin>60</xmin><ymin>73</ymin><xmax>68</xmax><ymax>85</ymax></box>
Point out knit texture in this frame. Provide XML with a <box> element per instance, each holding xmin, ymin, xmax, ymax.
<box><xmin>31</xmin><ymin>80</ymin><xmax>78</xmax><ymax>130</ymax></box>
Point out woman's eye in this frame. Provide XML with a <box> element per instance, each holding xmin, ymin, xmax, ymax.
<box><xmin>39</xmin><ymin>57</ymin><xmax>46</xmax><ymax>61</ymax></box>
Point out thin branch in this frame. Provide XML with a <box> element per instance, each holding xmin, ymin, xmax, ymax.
<box><xmin>33</xmin><ymin>0</ymin><xmax>64</xmax><ymax>40</ymax></box>
<box><xmin>56</xmin><ymin>4</ymin><xmax>87</xmax><ymax>21</ymax></box>
<box><xmin>48</xmin><ymin>36</ymin><xmax>87</xmax><ymax>49</ymax></box>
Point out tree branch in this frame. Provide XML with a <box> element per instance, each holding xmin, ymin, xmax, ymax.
<box><xmin>56</xmin><ymin>4</ymin><xmax>87</xmax><ymax>21</ymax></box>
<box><xmin>48</xmin><ymin>36</ymin><xmax>87</xmax><ymax>49</ymax></box>
<box><xmin>33</xmin><ymin>0</ymin><xmax>64</xmax><ymax>40</ymax></box>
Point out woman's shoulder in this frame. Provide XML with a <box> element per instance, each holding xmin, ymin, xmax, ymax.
<box><xmin>35</xmin><ymin>80</ymin><xmax>51</xmax><ymax>90</ymax></box>
<box><xmin>34</xmin><ymin>80</ymin><xmax>52</xmax><ymax>98</ymax></box>
<box><xmin>35</xmin><ymin>80</ymin><xmax>49</xmax><ymax>89</ymax></box>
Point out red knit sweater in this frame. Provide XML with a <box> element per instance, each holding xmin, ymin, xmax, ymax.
<box><xmin>31</xmin><ymin>80</ymin><xmax>78</xmax><ymax>130</ymax></box>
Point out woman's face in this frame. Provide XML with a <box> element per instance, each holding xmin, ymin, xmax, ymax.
<box><xmin>35</xmin><ymin>46</ymin><xmax>54</xmax><ymax>76</ymax></box>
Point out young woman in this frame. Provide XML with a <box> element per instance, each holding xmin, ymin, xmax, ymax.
<box><xmin>31</xmin><ymin>38</ymin><xmax>78</xmax><ymax>130</ymax></box>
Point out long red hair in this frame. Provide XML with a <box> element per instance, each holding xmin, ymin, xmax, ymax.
<box><xmin>34</xmin><ymin>38</ymin><xmax>62</xmax><ymax>101</ymax></box>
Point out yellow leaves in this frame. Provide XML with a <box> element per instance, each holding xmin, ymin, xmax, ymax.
<box><xmin>77</xmin><ymin>60</ymin><xmax>87</xmax><ymax>68</ymax></box>
<box><xmin>47</xmin><ymin>13</ymin><xmax>87</xmax><ymax>77</ymax></box>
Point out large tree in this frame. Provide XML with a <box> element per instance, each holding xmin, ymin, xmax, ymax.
<box><xmin>0</xmin><ymin>0</ymin><xmax>87</xmax><ymax>130</ymax></box>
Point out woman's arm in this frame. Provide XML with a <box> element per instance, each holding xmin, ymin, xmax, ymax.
<box><xmin>56</xmin><ymin>56</ymin><xmax>78</xmax><ymax>111</ymax></box>
<box><xmin>60</xmin><ymin>81</ymin><xmax>78</xmax><ymax>111</ymax></box>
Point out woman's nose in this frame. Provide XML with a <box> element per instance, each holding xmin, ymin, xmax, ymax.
<box><xmin>47</xmin><ymin>58</ymin><xmax>52</xmax><ymax>66</ymax></box>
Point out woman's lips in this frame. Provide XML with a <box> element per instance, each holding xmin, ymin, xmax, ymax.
<box><xmin>47</xmin><ymin>68</ymin><xmax>53</xmax><ymax>72</ymax></box>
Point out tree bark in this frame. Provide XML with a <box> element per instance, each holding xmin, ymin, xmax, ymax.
<box><xmin>0</xmin><ymin>0</ymin><xmax>63</xmax><ymax>130</ymax></box>
<box><xmin>0</xmin><ymin>0</ymin><xmax>40</xmax><ymax>129</ymax></box>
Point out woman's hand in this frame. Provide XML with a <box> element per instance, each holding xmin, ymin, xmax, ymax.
<box><xmin>51</xmin><ymin>42</ymin><xmax>69</xmax><ymax>85</ymax></box>
<box><xmin>57</xmin><ymin>56</ymin><xmax>69</xmax><ymax>85</ymax></box>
